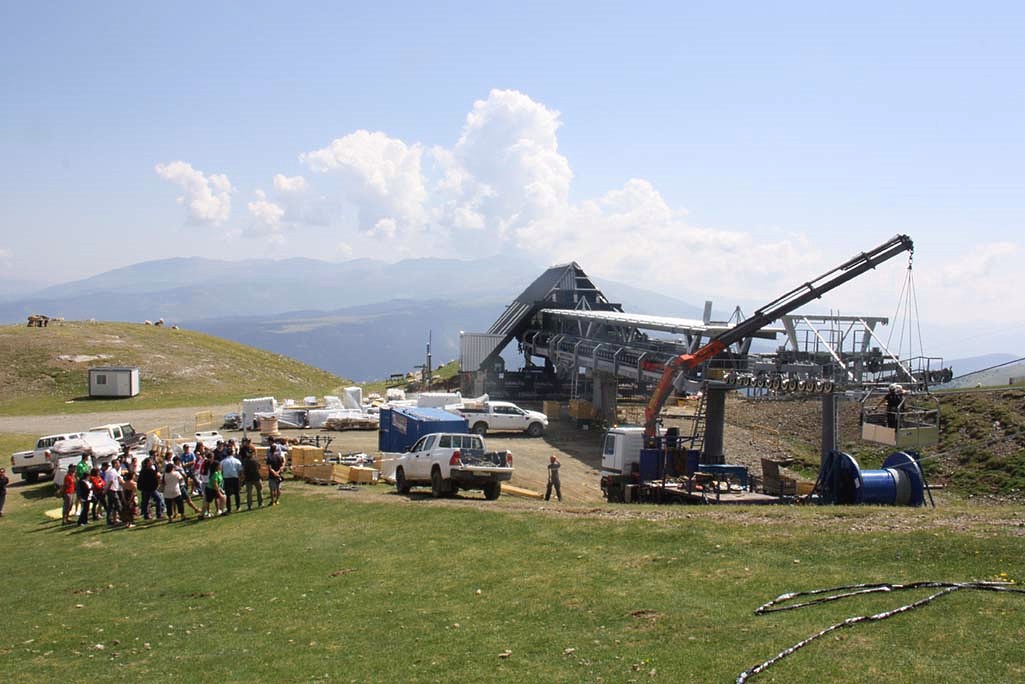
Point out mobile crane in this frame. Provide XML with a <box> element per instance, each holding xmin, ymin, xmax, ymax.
<box><xmin>601</xmin><ymin>234</ymin><xmax>915</xmax><ymax>502</ymax></box>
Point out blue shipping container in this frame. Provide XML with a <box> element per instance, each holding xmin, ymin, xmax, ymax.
<box><xmin>377</xmin><ymin>407</ymin><xmax>469</xmax><ymax>453</ymax></box>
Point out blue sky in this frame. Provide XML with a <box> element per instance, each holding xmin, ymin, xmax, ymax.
<box><xmin>1</xmin><ymin>1</ymin><xmax>1023</xmax><ymax>354</ymax></box>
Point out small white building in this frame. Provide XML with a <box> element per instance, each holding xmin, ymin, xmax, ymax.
<box><xmin>88</xmin><ymin>366</ymin><xmax>140</xmax><ymax>398</ymax></box>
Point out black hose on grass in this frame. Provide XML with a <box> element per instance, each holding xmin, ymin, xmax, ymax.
<box><xmin>737</xmin><ymin>581</ymin><xmax>1025</xmax><ymax>683</ymax></box>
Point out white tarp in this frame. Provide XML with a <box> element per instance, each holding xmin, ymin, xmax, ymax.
<box><xmin>343</xmin><ymin>386</ymin><xmax>363</xmax><ymax>410</ymax></box>
<box><xmin>417</xmin><ymin>391</ymin><xmax>461</xmax><ymax>408</ymax></box>
<box><xmin>243</xmin><ymin>397</ymin><xmax>278</xmax><ymax>429</ymax></box>
<box><xmin>385</xmin><ymin>387</ymin><xmax>406</xmax><ymax>401</ymax></box>
<box><xmin>308</xmin><ymin>408</ymin><xmax>367</xmax><ymax>429</ymax></box>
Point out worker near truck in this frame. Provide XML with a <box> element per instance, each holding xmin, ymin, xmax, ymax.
<box><xmin>545</xmin><ymin>454</ymin><xmax>563</xmax><ymax>502</ymax></box>
<box><xmin>0</xmin><ymin>467</ymin><xmax>9</xmax><ymax>517</ymax></box>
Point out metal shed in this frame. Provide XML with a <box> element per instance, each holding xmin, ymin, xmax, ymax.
<box><xmin>88</xmin><ymin>366</ymin><xmax>140</xmax><ymax>398</ymax></box>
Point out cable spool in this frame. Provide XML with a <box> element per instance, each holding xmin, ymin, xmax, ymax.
<box><xmin>817</xmin><ymin>450</ymin><xmax>926</xmax><ymax>507</ymax></box>
<box><xmin>798</xmin><ymin>379</ymin><xmax>811</xmax><ymax>392</ymax></box>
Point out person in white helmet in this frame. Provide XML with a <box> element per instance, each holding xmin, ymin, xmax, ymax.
<box><xmin>881</xmin><ymin>384</ymin><xmax>905</xmax><ymax>428</ymax></box>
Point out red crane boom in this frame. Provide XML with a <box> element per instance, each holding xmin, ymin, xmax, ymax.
<box><xmin>643</xmin><ymin>235</ymin><xmax>914</xmax><ymax>439</ymax></box>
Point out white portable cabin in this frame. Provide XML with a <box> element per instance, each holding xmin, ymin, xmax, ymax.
<box><xmin>88</xmin><ymin>366</ymin><xmax>140</xmax><ymax>398</ymax></box>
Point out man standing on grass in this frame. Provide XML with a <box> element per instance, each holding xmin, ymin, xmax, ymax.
<box><xmin>0</xmin><ymin>467</ymin><xmax>9</xmax><ymax>517</ymax></box>
<box><xmin>241</xmin><ymin>443</ymin><xmax>263</xmax><ymax>510</ymax></box>
<box><xmin>266</xmin><ymin>441</ymin><xmax>284</xmax><ymax>506</ymax></box>
<box><xmin>76</xmin><ymin>472</ymin><xmax>92</xmax><ymax>526</ymax></box>
<box><xmin>545</xmin><ymin>454</ymin><xmax>563</xmax><ymax>502</ymax></box>
<box><xmin>180</xmin><ymin>444</ymin><xmax>196</xmax><ymax>491</ymax></box>
<box><xmin>220</xmin><ymin>448</ymin><xmax>242</xmax><ymax>514</ymax></box>
<box><xmin>104</xmin><ymin>458</ymin><xmax>123</xmax><ymax>526</ymax></box>
<box><xmin>61</xmin><ymin>468</ymin><xmax>76</xmax><ymax>524</ymax></box>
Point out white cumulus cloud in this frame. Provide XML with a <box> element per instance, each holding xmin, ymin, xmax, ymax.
<box><xmin>299</xmin><ymin>129</ymin><xmax>427</xmax><ymax>235</ymax></box>
<box><xmin>273</xmin><ymin>174</ymin><xmax>308</xmax><ymax>193</ymax></box>
<box><xmin>247</xmin><ymin>190</ymin><xmax>286</xmax><ymax>236</ymax></box>
<box><xmin>922</xmin><ymin>241</ymin><xmax>1025</xmax><ymax>321</ymax></box>
<box><xmin>154</xmin><ymin>161</ymin><xmax>233</xmax><ymax>225</ymax></box>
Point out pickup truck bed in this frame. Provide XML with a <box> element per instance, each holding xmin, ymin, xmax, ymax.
<box><xmin>394</xmin><ymin>433</ymin><xmax>513</xmax><ymax>500</ymax></box>
<box><xmin>11</xmin><ymin>450</ymin><xmax>48</xmax><ymax>481</ymax></box>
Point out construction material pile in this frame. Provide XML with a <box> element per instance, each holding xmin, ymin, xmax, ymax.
<box><xmin>289</xmin><ymin>445</ymin><xmax>378</xmax><ymax>485</ymax></box>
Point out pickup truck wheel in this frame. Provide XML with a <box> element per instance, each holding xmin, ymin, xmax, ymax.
<box><xmin>526</xmin><ymin>422</ymin><xmax>544</xmax><ymax>438</ymax></box>
<box><xmin>472</xmin><ymin>422</ymin><xmax>488</xmax><ymax>436</ymax></box>
<box><xmin>395</xmin><ymin>467</ymin><xmax>411</xmax><ymax>495</ymax></box>
<box><xmin>483</xmin><ymin>482</ymin><xmax>501</xmax><ymax>500</ymax></box>
<box><xmin>430</xmin><ymin>467</ymin><xmax>448</xmax><ymax>498</ymax></box>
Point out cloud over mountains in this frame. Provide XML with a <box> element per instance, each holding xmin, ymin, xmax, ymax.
<box><xmin>153</xmin><ymin>89</ymin><xmax>1023</xmax><ymax>324</ymax></box>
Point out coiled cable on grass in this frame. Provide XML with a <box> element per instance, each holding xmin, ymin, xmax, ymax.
<box><xmin>737</xmin><ymin>581</ymin><xmax>1025</xmax><ymax>683</ymax></box>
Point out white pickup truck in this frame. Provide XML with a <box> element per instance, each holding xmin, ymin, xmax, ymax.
<box><xmin>393</xmin><ymin>432</ymin><xmax>513</xmax><ymax>500</ymax></box>
<box><xmin>10</xmin><ymin>432</ymin><xmax>83</xmax><ymax>482</ymax></box>
<box><xmin>453</xmin><ymin>401</ymin><xmax>549</xmax><ymax>437</ymax></box>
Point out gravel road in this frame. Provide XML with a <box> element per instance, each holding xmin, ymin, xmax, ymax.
<box><xmin>0</xmin><ymin>404</ymin><xmax>239</xmax><ymax>438</ymax></box>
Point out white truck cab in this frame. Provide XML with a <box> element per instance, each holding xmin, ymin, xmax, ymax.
<box><xmin>601</xmin><ymin>426</ymin><xmax>646</xmax><ymax>478</ymax></box>
<box><xmin>87</xmin><ymin>422</ymin><xmax>139</xmax><ymax>446</ymax></box>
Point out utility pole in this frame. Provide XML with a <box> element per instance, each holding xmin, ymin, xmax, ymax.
<box><xmin>424</xmin><ymin>330</ymin><xmax>433</xmax><ymax>389</ymax></box>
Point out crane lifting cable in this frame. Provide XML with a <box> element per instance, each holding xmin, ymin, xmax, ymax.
<box><xmin>884</xmin><ymin>250</ymin><xmax>926</xmax><ymax>384</ymax></box>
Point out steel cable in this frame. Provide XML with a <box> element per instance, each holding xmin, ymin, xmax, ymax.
<box><xmin>737</xmin><ymin>581</ymin><xmax>1025</xmax><ymax>683</ymax></box>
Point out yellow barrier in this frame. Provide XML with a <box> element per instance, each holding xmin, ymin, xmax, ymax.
<box><xmin>147</xmin><ymin>426</ymin><xmax>170</xmax><ymax>440</ymax></box>
<box><xmin>194</xmin><ymin>411</ymin><xmax>214</xmax><ymax>431</ymax></box>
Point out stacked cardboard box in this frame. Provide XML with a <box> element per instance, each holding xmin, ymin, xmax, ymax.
<box><xmin>542</xmin><ymin>400</ymin><xmax>561</xmax><ymax>421</ymax></box>
<box><xmin>569</xmin><ymin>399</ymin><xmax>596</xmax><ymax>420</ymax></box>
<box><xmin>348</xmin><ymin>466</ymin><xmax>376</xmax><ymax>484</ymax></box>
<box><xmin>289</xmin><ymin>445</ymin><xmax>326</xmax><ymax>467</ymax></box>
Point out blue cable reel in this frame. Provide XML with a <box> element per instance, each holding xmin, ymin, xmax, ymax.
<box><xmin>818</xmin><ymin>450</ymin><xmax>930</xmax><ymax>507</ymax></box>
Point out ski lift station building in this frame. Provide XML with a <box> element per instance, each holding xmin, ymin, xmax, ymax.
<box><xmin>88</xmin><ymin>366</ymin><xmax>141</xmax><ymax>398</ymax></box>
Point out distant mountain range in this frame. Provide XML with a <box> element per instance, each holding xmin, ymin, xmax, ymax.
<box><xmin>0</xmin><ymin>255</ymin><xmax>708</xmax><ymax>379</ymax></box>
<box><xmin>941</xmin><ymin>354</ymin><xmax>1025</xmax><ymax>389</ymax></box>
<box><xmin>4</xmin><ymin>255</ymin><xmax>1018</xmax><ymax>382</ymax></box>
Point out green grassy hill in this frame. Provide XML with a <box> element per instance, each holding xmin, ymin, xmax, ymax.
<box><xmin>0</xmin><ymin>321</ymin><xmax>351</xmax><ymax>415</ymax></box>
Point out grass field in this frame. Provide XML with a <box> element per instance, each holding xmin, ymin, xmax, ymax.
<box><xmin>2</xmin><ymin>478</ymin><xmax>1024</xmax><ymax>683</ymax></box>
<box><xmin>0</xmin><ymin>322</ymin><xmax>350</xmax><ymax>416</ymax></box>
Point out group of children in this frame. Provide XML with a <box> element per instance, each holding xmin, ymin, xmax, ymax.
<box><xmin>60</xmin><ymin>437</ymin><xmax>287</xmax><ymax>528</ymax></box>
